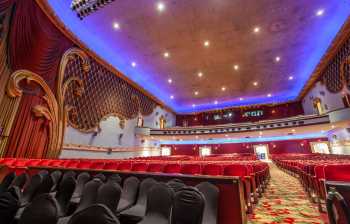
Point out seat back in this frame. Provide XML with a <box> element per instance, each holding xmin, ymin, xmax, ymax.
<box><xmin>119</xmin><ymin>176</ymin><xmax>140</xmax><ymax>205</ymax></box>
<box><xmin>21</xmin><ymin>174</ymin><xmax>43</xmax><ymax>205</ymax></box>
<box><xmin>325</xmin><ymin>165</ymin><xmax>350</xmax><ymax>182</ymax></box>
<box><xmin>19</xmin><ymin>194</ymin><xmax>59</xmax><ymax>224</ymax></box>
<box><xmin>76</xmin><ymin>178</ymin><xmax>103</xmax><ymax>213</ymax></box>
<box><xmin>72</xmin><ymin>172</ymin><xmax>90</xmax><ymax>198</ymax></box>
<box><xmin>167</xmin><ymin>179</ymin><xmax>186</xmax><ymax>192</ymax></box>
<box><xmin>135</xmin><ymin>178</ymin><xmax>157</xmax><ymax>207</ymax></box>
<box><xmin>132</xmin><ymin>162</ymin><xmax>148</xmax><ymax>172</ymax></box>
<box><xmin>196</xmin><ymin>182</ymin><xmax>219</xmax><ymax>224</ymax></box>
<box><xmin>223</xmin><ymin>164</ymin><xmax>247</xmax><ymax>177</ymax></box>
<box><xmin>171</xmin><ymin>187</ymin><xmax>205</xmax><ymax>224</ymax></box>
<box><xmin>164</xmin><ymin>163</ymin><xmax>181</xmax><ymax>174</ymax></box>
<box><xmin>202</xmin><ymin>164</ymin><xmax>223</xmax><ymax>176</ymax></box>
<box><xmin>117</xmin><ymin>161</ymin><xmax>132</xmax><ymax>171</ymax></box>
<box><xmin>97</xmin><ymin>182</ymin><xmax>122</xmax><ymax>212</ymax></box>
<box><xmin>55</xmin><ymin>176</ymin><xmax>76</xmax><ymax>217</ymax></box>
<box><xmin>326</xmin><ymin>186</ymin><xmax>350</xmax><ymax>224</ymax></box>
<box><xmin>144</xmin><ymin>183</ymin><xmax>174</xmax><ymax>220</ymax></box>
<box><xmin>90</xmin><ymin>161</ymin><xmax>105</xmax><ymax>170</ymax></box>
<box><xmin>32</xmin><ymin>174</ymin><xmax>54</xmax><ymax>199</ymax></box>
<box><xmin>0</xmin><ymin>172</ymin><xmax>16</xmax><ymax>193</ymax></box>
<box><xmin>68</xmin><ymin>204</ymin><xmax>120</xmax><ymax>224</ymax></box>
<box><xmin>107</xmin><ymin>174</ymin><xmax>122</xmax><ymax>185</ymax></box>
<box><xmin>147</xmin><ymin>163</ymin><xmax>164</xmax><ymax>173</ymax></box>
<box><xmin>93</xmin><ymin>173</ymin><xmax>106</xmax><ymax>182</ymax></box>
<box><xmin>104</xmin><ymin>162</ymin><xmax>119</xmax><ymax>170</ymax></box>
<box><xmin>181</xmin><ymin>164</ymin><xmax>201</xmax><ymax>175</ymax></box>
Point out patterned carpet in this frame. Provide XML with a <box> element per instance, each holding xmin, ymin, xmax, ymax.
<box><xmin>248</xmin><ymin>163</ymin><xmax>327</xmax><ymax>224</ymax></box>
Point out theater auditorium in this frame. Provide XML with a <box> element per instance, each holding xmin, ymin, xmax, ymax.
<box><xmin>0</xmin><ymin>1</ymin><xmax>350</xmax><ymax>224</ymax></box>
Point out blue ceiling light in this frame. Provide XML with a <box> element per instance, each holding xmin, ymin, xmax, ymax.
<box><xmin>47</xmin><ymin>1</ymin><xmax>350</xmax><ymax>113</ymax></box>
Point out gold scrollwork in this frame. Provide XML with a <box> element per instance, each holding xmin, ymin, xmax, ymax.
<box><xmin>6</xmin><ymin>48</ymin><xmax>90</xmax><ymax>158</ymax></box>
<box><xmin>340</xmin><ymin>56</ymin><xmax>350</xmax><ymax>87</ymax></box>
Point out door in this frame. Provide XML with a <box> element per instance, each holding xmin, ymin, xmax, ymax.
<box><xmin>254</xmin><ymin>144</ymin><xmax>270</xmax><ymax>161</ymax></box>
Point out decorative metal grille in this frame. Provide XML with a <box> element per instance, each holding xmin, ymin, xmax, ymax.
<box><xmin>64</xmin><ymin>56</ymin><xmax>157</xmax><ymax>132</ymax></box>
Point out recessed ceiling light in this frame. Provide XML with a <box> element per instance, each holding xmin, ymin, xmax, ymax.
<box><xmin>214</xmin><ymin>100</ymin><xmax>218</xmax><ymax>105</ymax></box>
<box><xmin>253</xmin><ymin>81</ymin><xmax>258</xmax><ymax>86</ymax></box>
<box><xmin>204</xmin><ymin>40</ymin><xmax>210</xmax><ymax>47</ymax></box>
<box><xmin>259</xmin><ymin>131</ymin><xmax>263</xmax><ymax>135</ymax></box>
<box><xmin>170</xmin><ymin>95</ymin><xmax>174</xmax><ymax>99</ymax></box>
<box><xmin>192</xmin><ymin>104</ymin><xmax>196</xmax><ymax>108</ymax></box>
<box><xmin>198</xmin><ymin>72</ymin><xmax>203</xmax><ymax>77</ymax></box>
<box><xmin>267</xmin><ymin>93</ymin><xmax>272</xmax><ymax>97</ymax></box>
<box><xmin>291</xmin><ymin>129</ymin><xmax>296</xmax><ymax>132</ymax></box>
<box><xmin>225</xmin><ymin>134</ymin><xmax>228</xmax><ymax>137</ymax></box>
<box><xmin>221</xmin><ymin>86</ymin><xmax>226</xmax><ymax>91</ymax></box>
<box><xmin>239</xmin><ymin>97</ymin><xmax>244</xmax><ymax>101</ymax></box>
<box><xmin>316</xmin><ymin>9</ymin><xmax>324</xmax><ymax>16</ymax></box>
<box><xmin>253</xmin><ymin>26</ymin><xmax>260</xmax><ymax>33</ymax></box>
<box><xmin>194</xmin><ymin>91</ymin><xmax>199</xmax><ymax>95</ymax></box>
<box><xmin>331</xmin><ymin>125</ymin><xmax>335</xmax><ymax>129</ymax></box>
<box><xmin>163</xmin><ymin>52</ymin><xmax>169</xmax><ymax>58</ymax></box>
<box><xmin>157</xmin><ymin>2</ymin><xmax>165</xmax><ymax>12</ymax></box>
<box><xmin>113</xmin><ymin>22</ymin><xmax>120</xmax><ymax>30</ymax></box>
<box><xmin>168</xmin><ymin>78</ymin><xmax>172</xmax><ymax>84</ymax></box>
<box><xmin>195</xmin><ymin>135</ymin><xmax>199</xmax><ymax>139</ymax></box>
<box><xmin>234</xmin><ymin>64</ymin><xmax>239</xmax><ymax>70</ymax></box>
<box><xmin>288</xmin><ymin>76</ymin><xmax>294</xmax><ymax>80</ymax></box>
<box><xmin>131</xmin><ymin>62</ymin><xmax>137</xmax><ymax>67</ymax></box>
<box><xmin>275</xmin><ymin>56</ymin><xmax>281</xmax><ymax>62</ymax></box>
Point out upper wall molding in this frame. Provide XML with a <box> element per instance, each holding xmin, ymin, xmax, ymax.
<box><xmin>35</xmin><ymin>1</ymin><xmax>172</xmax><ymax>113</ymax></box>
<box><xmin>298</xmin><ymin>16</ymin><xmax>350</xmax><ymax>100</ymax></box>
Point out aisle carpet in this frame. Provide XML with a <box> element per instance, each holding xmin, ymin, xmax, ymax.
<box><xmin>248</xmin><ymin>163</ymin><xmax>327</xmax><ymax>224</ymax></box>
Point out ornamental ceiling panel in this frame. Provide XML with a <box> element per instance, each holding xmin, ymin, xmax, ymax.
<box><xmin>46</xmin><ymin>0</ymin><xmax>350</xmax><ymax>113</ymax></box>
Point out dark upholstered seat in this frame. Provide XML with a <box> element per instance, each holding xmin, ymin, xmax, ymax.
<box><xmin>171</xmin><ymin>186</ymin><xmax>205</xmax><ymax>224</ymax></box>
<box><xmin>19</xmin><ymin>193</ymin><xmax>59</xmax><ymax>224</ymax></box>
<box><xmin>196</xmin><ymin>182</ymin><xmax>219</xmax><ymax>224</ymax></box>
<box><xmin>116</xmin><ymin>176</ymin><xmax>140</xmax><ymax>213</ymax></box>
<box><xmin>71</xmin><ymin>172</ymin><xmax>90</xmax><ymax>203</ymax></box>
<box><xmin>120</xmin><ymin>178</ymin><xmax>157</xmax><ymax>222</ymax></box>
<box><xmin>0</xmin><ymin>187</ymin><xmax>20</xmax><ymax>224</ymax></box>
<box><xmin>55</xmin><ymin>176</ymin><xmax>76</xmax><ymax>217</ymax></box>
<box><xmin>0</xmin><ymin>172</ymin><xmax>16</xmax><ymax>193</ymax></box>
<box><xmin>107</xmin><ymin>174</ymin><xmax>122</xmax><ymax>185</ymax></box>
<box><xmin>167</xmin><ymin>179</ymin><xmax>186</xmax><ymax>192</ymax></box>
<box><xmin>68</xmin><ymin>204</ymin><xmax>120</xmax><ymax>224</ymax></box>
<box><xmin>138</xmin><ymin>183</ymin><xmax>174</xmax><ymax>224</ymax></box>
<box><xmin>97</xmin><ymin>182</ymin><xmax>122</xmax><ymax>213</ymax></box>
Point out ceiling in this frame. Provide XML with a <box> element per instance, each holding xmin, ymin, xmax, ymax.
<box><xmin>46</xmin><ymin>0</ymin><xmax>350</xmax><ymax>113</ymax></box>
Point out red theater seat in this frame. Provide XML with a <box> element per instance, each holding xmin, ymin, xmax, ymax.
<box><xmin>163</xmin><ymin>163</ymin><xmax>181</xmax><ymax>174</ymax></box>
<box><xmin>117</xmin><ymin>161</ymin><xmax>132</xmax><ymax>171</ymax></box>
<box><xmin>325</xmin><ymin>164</ymin><xmax>350</xmax><ymax>182</ymax></box>
<box><xmin>180</xmin><ymin>164</ymin><xmax>201</xmax><ymax>175</ymax></box>
<box><xmin>202</xmin><ymin>164</ymin><xmax>223</xmax><ymax>176</ymax></box>
<box><xmin>66</xmin><ymin>160</ymin><xmax>80</xmax><ymax>168</ymax></box>
<box><xmin>90</xmin><ymin>161</ymin><xmax>105</xmax><ymax>170</ymax></box>
<box><xmin>223</xmin><ymin>164</ymin><xmax>248</xmax><ymax>177</ymax></box>
<box><xmin>131</xmin><ymin>162</ymin><xmax>148</xmax><ymax>172</ymax></box>
<box><xmin>104</xmin><ymin>162</ymin><xmax>119</xmax><ymax>170</ymax></box>
<box><xmin>147</xmin><ymin>163</ymin><xmax>164</xmax><ymax>173</ymax></box>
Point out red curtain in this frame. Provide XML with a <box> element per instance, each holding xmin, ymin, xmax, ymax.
<box><xmin>5</xmin><ymin>0</ymin><xmax>73</xmax><ymax>158</ymax></box>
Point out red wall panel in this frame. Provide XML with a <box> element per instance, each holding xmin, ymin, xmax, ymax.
<box><xmin>162</xmin><ymin>138</ymin><xmax>328</xmax><ymax>156</ymax></box>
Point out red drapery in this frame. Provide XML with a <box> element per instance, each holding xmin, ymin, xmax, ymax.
<box><xmin>4</xmin><ymin>0</ymin><xmax>73</xmax><ymax>158</ymax></box>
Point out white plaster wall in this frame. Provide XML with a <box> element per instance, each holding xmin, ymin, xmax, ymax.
<box><xmin>59</xmin><ymin>148</ymin><xmax>161</xmax><ymax>159</ymax></box>
<box><xmin>302</xmin><ymin>81</ymin><xmax>350</xmax><ymax>115</ymax></box>
<box><xmin>63</xmin><ymin>106</ymin><xmax>175</xmax><ymax>149</ymax></box>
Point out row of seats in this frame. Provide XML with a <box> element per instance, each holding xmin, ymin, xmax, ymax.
<box><xmin>272</xmin><ymin>153</ymin><xmax>350</xmax><ymax>224</ymax></box>
<box><xmin>0</xmin><ymin>169</ymin><xmax>219</xmax><ymax>224</ymax></box>
<box><xmin>0</xmin><ymin>157</ymin><xmax>269</xmax><ymax>214</ymax></box>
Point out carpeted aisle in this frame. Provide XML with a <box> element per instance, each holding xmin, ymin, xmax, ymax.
<box><xmin>248</xmin><ymin>163</ymin><xmax>327</xmax><ymax>224</ymax></box>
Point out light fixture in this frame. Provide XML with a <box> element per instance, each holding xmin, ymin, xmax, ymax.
<box><xmin>267</xmin><ymin>93</ymin><xmax>272</xmax><ymax>97</ymax></box>
<box><xmin>113</xmin><ymin>22</ymin><xmax>120</xmax><ymax>30</ymax></box>
<box><xmin>214</xmin><ymin>100</ymin><xmax>218</xmax><ymax>105</ymax></box>
<box><xmin>225</xmin><ymin>134</ymin><xmax>228</xmax><ymax>137</ymax></box>
<box><xmin>170</xmin><ymin>95</ymin><xmax>174</xmax><ymax>99</ymax></box>
<box><xmin>167</xmin><ymin>78</ymin><xmax>172</xmax><ymax>84</ymax></box>
<box><xmin>316</xmin><ymin>9</ymin><xmax>324</xmax><ymax>16</ymax></box>
<box><xmin>253</xmin><ymin>26</ymin><xmax>260</xmax><ymax>33</ymax></box>
<box><xmin>221</xmin><ymin>86</ymin><xmax>226</xmax><ymax>91</ymax></box>
<box><xmin>195</xmin><ymin>135</ymin><xmax>199</xmax><ymax>139</ymax></box>
<box><xmin>331</xmin><ymin>125</ymin><xmax>335</xmax><ymax>129</ymax></box>
<box><xmin>131</xmin><ymin>62</ymin><xmax>137</xmax><ymax>67</ymax></box>
<box><xmin>275</xmin><ymin>56</ymin><xmax>281</xmax><ymax>62</ymax></box>
<box><xmin>253</xmin><ymin>81</ymin><xmax>258</xmax><ymax>86</ymax></box>
<box><xmin>204</xmin><ymin>40</ymin><xmax>210</xmax><ymax>47</ymax></box>
<box><xmin>259</xmin><ymin>131</ymin><xmax>263</xmax><ymax>135</ymax></box>
<box><xmin>157</xmin><ymin>2</ymin><xmax>165</xmax><ymax>12</ymax></box>
<box><xmin>198</xmin><ymin>72</ymin><xmax>203</xmax><ymax>77</ymax></box>
<box><xmin>234</xmin><ymin>64</ymin><xmax>239</xmax><ymax>70</ymax></box>
<box><xmin>163</xmin><ymin>52</ymin><xmax>169</xmax><ymax>58</ymax></box>
<box><xmin>239</xmin><ymin>97</ymin><xmax>244</xmax><ymax>101</ymax></box>
<box><xmin>288</xmin><ymin>76</ymin><xmax>294</xmax><ymax>80</ymax></box>
<box><xmin>291</xmin><ymin>129</ymin><xmax>296</xmax><ymax>132</ymax></box>
<box><xmin>192</xmin><ymin>104</ymin><xmax>196</xmax><ymax>108</ymax></box>
<box><xmin>194</xmin><ymin>91</ymin><xmax>199</xmax><ymax>95</ymax></box>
